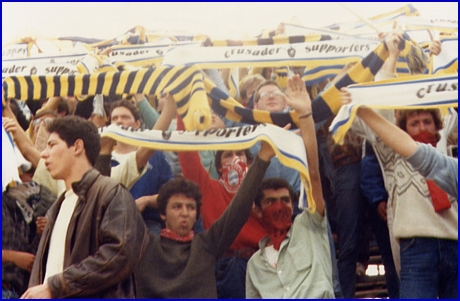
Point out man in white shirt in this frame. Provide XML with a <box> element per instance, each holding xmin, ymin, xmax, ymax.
<box><xmin>22</xmin><ymin>116</ymin><xmax>148</xmax><ymax>298</ymax></box>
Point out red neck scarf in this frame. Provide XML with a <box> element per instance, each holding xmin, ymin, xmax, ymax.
<box><xmin>262</xmin><ymin>202</ymin><xmax>293</xmax><ymax>250</ymax></box>
<box><xmin>160</xmin><ymin>228</ymin><xmax>194</xmax><ymax>242</ymax></box>
<box><xmin>412</xmin><ymin>130</ymin><xmax>451</xmax><ymax>212</ymax></box>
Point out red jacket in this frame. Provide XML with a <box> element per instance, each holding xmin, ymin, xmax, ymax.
<box><xmin>178</xmin><ymin>150</ymin><xmax>267</xmax><ymax>251</ymax></box>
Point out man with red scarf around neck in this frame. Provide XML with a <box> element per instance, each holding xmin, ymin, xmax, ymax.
<box><xmin>133</xmin><ymin>95</ymin><xmax>276</xmax><ymax>298</ymax></box>
<box><xmin>245</xmin><ymin>75</ymin><xmax>335</xmax><ymax>298</ymax></box>
<box><xmin>337</xmin><ymin>32</ymin><xmax>457</xmax><ymax>299</ymax></box>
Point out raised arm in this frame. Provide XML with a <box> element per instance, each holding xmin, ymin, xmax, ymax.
<box><xmin>282</xmin><ymin>74</ymin><xmax>325</xmax><ymax>216</ymax></box>
<box><xmin>353</xmin><ymin>103</ymin><xmax>419</xmax><ymax>158</ymax></box>
<box><xmin>2</xmin><ymin>116</ymin><xmax>40</xmax><ymax>169</ymax></box>
<box><xmin>379</xmin><ymin>32</ymin><xmax>402</xmax><ymax>75</ymax></box>
<box><xmin>135</xmin><ymin>94</ymin><xmax>176</xmax><ymax>170</ymax></box>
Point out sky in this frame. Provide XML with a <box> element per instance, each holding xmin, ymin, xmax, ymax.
<box><xmin>2</xmin><ymin>2</ymin><xmax>458</xmax><ymax>46</ymax></box>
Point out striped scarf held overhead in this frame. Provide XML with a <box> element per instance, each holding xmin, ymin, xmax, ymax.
<box><xmin>3</xmin><ymin>36</ymin><xmax>417</xmax><ymax>128</ymax></box>
<box><xmin>2</xmin><ymin>65</ymin><xmax>211</xmax><ymax>131</ymax></box>
<box><xmin>205</xmin><ymin>38</ymin><xmax>400</xmax><ymax>127</ymax></box>
<box><xmin>302</xmin><ymin>33</ymin><xmax>429</xmax><ymax>86</ymax></box>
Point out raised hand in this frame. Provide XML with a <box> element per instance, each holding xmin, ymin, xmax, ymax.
<box><xmin>282</xmin><ymin>74</ymin><xmax>311</xmax><ymax>116</ymax></box>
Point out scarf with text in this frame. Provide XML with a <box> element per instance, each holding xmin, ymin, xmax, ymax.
<box><xmin>99</xmin><ymin>122</ymin><xmax>314</xmax><ymax>211</ymax></box>
<box><xmin>3</xmin><ymin>37</ymin><xmax>420</xmax><ymax>129</ymax></box>
<box><xmin>330</xmin><ymin>74</ymin><xmax>458</xmax><ymax>144</ymax></box>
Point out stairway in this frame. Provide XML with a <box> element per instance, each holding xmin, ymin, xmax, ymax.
<box><xmin>354</xmin><ymin>239</ymin><xmax>389</xmax><ymax>299</ymax></box>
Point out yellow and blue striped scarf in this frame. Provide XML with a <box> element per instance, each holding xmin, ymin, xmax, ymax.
<box><xmin>2</xmin><ymin>36</ymin><xmax>421</xmax><ymax>128</ymax></box>
<box><xmin>2</xmin><ymin>65</ymin><xmax>211</xmax><ymax>130</ymax></box>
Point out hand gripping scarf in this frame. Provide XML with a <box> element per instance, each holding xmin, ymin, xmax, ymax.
<box><xmin>330</xmin><ymin>74</ymin><xmax>458</xmax><ymax>144</ymax></box>
<box><xmin>100</xmin><ymin>122</ymin><xmax>315</xmax><ymax>212</ymax></box>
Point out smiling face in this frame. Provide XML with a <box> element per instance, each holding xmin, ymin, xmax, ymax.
<box><xmin>40</xmin><ymin>132</ymin><xmax>76</xmax><ymax>180</ymax></box>
<box><xmin>405</xmin><ymin>111</ymin><xmax>437</xmax><ymax>138</ymax></box>
<box><xmin>254</xmin><ymin>84</ymin><xmax>287</xmax><ymax>113</ymax></box>
<box><xmin>160</xmin><ymin>194</ymin><xmax>197</xmax><ymax>236</ymax></box>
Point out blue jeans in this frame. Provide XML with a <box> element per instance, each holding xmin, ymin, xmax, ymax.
<box><xmin>215</xmin><ymin>256</ymin><xmax>248</xmax><ymax>299</ymax></box>
<box><xmin>334</xmin><ymin>162</ymin><xmax>366</xmax><ymax>298</ymax></box>
<box><xmin>399</xmin><ymin>237</ymin><xmax>457</xmax><ymax>299</ymax></box>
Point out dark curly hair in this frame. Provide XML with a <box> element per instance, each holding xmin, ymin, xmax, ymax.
<box><xmin>46</xmin><ymin>116</ymin><xmax>100</xmax><ymax>166</ymax></box>
<box><xmin>157</xmin><ymin>177</ymin><xmax>203</xmax><ymax>221</ymax></box>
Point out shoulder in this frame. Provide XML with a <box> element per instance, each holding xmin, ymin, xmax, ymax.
<box><xmin>295</xmin><ymin>209</ymin><xmax>327</xmax><ymax>229</ymax></box>
<box><xmin>89</xmin><ymin>171</ymin><xmax>130</xmax><ymax>200</ymax></box>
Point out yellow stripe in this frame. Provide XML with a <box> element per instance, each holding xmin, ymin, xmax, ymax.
<box><xmin>273</xmin><ymin>36</ymin><xmax>289</xmax><ymax>44</ymax></box>
<box><xmin>128</xmin><ymin>68</ymin><xmax>149</xmax><ymax>94</ymax></box>
<box><xmin>17</xmin><ymin>76</ymin><xmax>28</xmax><ymax>100</ymax></box>
<box><xmin>74</xmin><ymin>73</ymin><xmax>83</xmax><ymax>97</ymax></box>
<box><xmin>115</xmin><ymin>70</ymin><xmax>130</xmax><ymax>95</ymax></box>
<box><xmin>101</xmin><ymin>72</ymin><xmax>115</xmax><ymax>95</ymax></box>
<box><xmin>156</xmin><ymin>66</ymin><xmax>184</xmax><ymax>95</ymax></box>
<box><xmin>86</xmin><ymin>73</ymin><xmax>97</xmax><ymax>96</ymax></box>
<box><xmin>3</xmin><ymin>78</ymin><xmax>14</xmax><ymax>100</ymax></box>
<box><xmin>59</xmin><ymin>75</ymin><xmax>69</xmax><ymax>97</ymax></box>
<box><xmin>140</xmin><ymin>67</ymin><xmax>163</xmax><ymax>95</ymax></box>
<box><xmin>45</xmin><ymin>74</ymin><xmax>55</xmax><ymax>98</ymax></box>
<box><xmin>252</xmin><ymin>109</ymin><xmax>273</xmax><ymax>124</ymax></box>
<box><xmin>31</xmin><ymin>75</ymin><xmax>41</xmax><ymax>100</ymax></box>
<box><xmin>434</xmin><ymin>61</ymin><xmax>458</xmax><ymax>75</ymax></box>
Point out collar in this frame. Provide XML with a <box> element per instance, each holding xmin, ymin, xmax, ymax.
<box><xmin>71</xmin><ymin>169</ymin><xmax>101</xmax><ymax>199</ymax></box>
<box><xmin>258</xmin><ymin>227</ymin><xmax>292</xmax><ymax>256</ymax></box>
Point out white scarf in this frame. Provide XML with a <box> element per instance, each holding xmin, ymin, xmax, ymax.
<box><xmin>100</xmin><ymin>122</ymin><xmax>315</xmax><ymax>212</ymax></box>
<box><xmin>330</xmin><ymin>74</ymin><xmax>458</xmax><ymax>144</ymax></box>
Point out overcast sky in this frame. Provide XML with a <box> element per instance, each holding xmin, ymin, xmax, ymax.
<box><xmin>2</xmin><ymin>2</ymin><xmax>458</xmax><ymax>46</ymax></box>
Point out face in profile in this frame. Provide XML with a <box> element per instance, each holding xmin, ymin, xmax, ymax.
<box><xmin>41</xmin><ymin>133</ymin><xmax>75</xmax><ymax>180</ymax></box>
